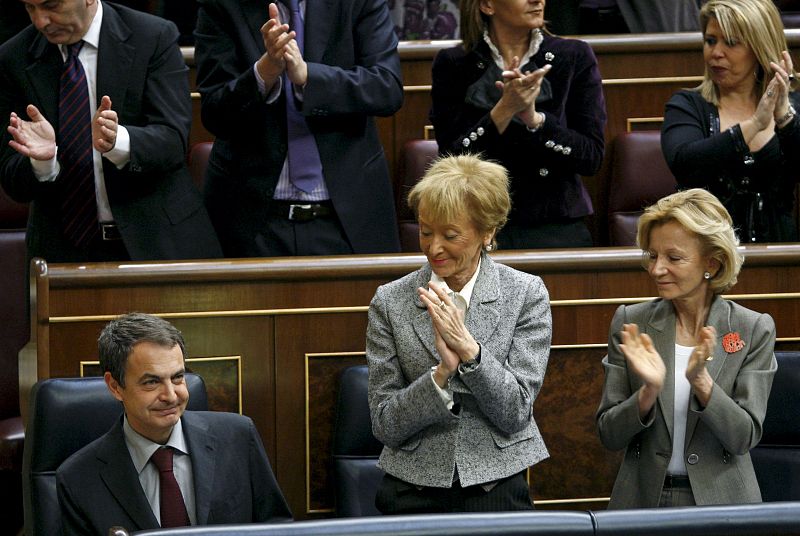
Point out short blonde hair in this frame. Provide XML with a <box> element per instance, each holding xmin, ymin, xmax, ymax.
<box><xmin>637</xmin><ymin>188</ymin><xmax>743</xmax><ymax>293</ymax></box>
<box><xmin>408</xmin><ymin>154</ymin><xmax>510</xmax><ymax>241</ymax></box>
<box><xmin>697</xmin><ymin>0</ymin><xmax>794</xmax><ymax>105</ymax></box>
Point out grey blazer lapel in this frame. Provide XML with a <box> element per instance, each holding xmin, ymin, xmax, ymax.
<box><xmin>182</xmin><ymin>413</ymin><xmax>218</xmax><ymax>525</ymax></box>
<box><xmin>464</xmin><ymin>254</ymin><xmax>501</xmax><ymax>344</ymax></box>
<box><xmin>98</xmin><ymin>421</ymin><xmax>159</xmax><ymax>530</ymax></box>
<box><xmin>685</xmin><ymin>296</ymin><xmax>730</xmax><ymax>444</ymax></box>
<box><xmin>649</xmin><ymin>300</ymin><xmax>676</xmax><ymax>442</ymax></box>
<box><xmin>96</xmin><ymin>4</ymin><xmax>135</xmax><ymax>110</ymax></box>
<box><xmin>24</xmin><ymin>34</ymin><xmax>61</xmax><ymax>124</ymax></box>
<box><xmin>411</xmin><ymin>264</ymin><xmax>439</xmax><ymax>362</ymax></box>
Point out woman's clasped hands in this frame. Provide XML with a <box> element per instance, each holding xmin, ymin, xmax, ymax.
<box><xmin>491</xmin><ymin>56</ymin><xmax>551</xmax><ymax>133</ymax></box>
<box><xmin>418</xmin><ymin>283</ymin><xmax>480</xmax><ymax>387</ymax></box>
<box><xmin>753</xmin><ymin>50</ymin><xmax>795</xmax><ymax>131</ymax></box>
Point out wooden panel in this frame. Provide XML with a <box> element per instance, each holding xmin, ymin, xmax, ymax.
<box><xmin>20</xmin><ymin>245</ymin><xmax>800</xmax><ymax>518</ymax></box>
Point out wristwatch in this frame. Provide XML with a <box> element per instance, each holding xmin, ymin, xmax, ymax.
<box><xmin>526</xmin><ymin>112</ymin><xmax>545</xmax><ymax>133</ymax></box>
<box><xmin>458</xmin><ymin>347</ymin><xmax>482</xmax><ymax>375</ymax></box>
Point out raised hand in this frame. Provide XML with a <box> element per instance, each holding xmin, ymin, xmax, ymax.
<box><xmin>491</xmin><ymin>56</ymin><xmax>551</xmax><ymax>133</ymax></box>
<box><xmin>769</xmin><ymin>50</ymin><xmax>796</xmax><ymax>127</ymax></box>
<box><xmin>418</xmin><ymin>283</ymin><xmax>479</xmax><ymax>372</ymax></box>
<box><xmin>256</xmin><ymin>3</ymin><xmax>296</xmax><ymax>84</ymax></box>
<box><xmin>685</xmin><ymin>325</ymin><xmax>716</xmax><ymax>406</ymax></box>
<box><xmin>7</xmin><ymin>104</ymin><xmax>56</xmax><ymax>161</ymax></box>
<box><xmin>619</xmin><ymin>323</ymin><xmax>666</xmax><ymax>391</ymax></box>
<box><xmin>283</xmin><ymin>38</ymin><xmax>308</xmax><ymax>87</ymax></box>
<box><xmin>92</xmin><ymin>95</ymin><xmax>118</xmax><ymax>153</ymax></box>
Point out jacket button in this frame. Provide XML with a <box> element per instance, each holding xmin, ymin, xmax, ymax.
<box><xmin>462</xmin><ymin>138</ymin><xmax>471</xmax><ymax>147</ymax></box>
<box><xmin>539</xmin><ymin>168</ymin><xmax>549</xmax><ymax>177</ymax></box>
<box><xmin>687</xmin><ymin>453</ymin><xmax>699</xmax><ymax>465</ymax></box>
<box><xmin>545</xmin><ymin>140</ymin><xmax>555</xmax><ymax>149</ymax></box>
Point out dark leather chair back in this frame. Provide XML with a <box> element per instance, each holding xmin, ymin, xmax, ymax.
<box><xmin>396</xmin><ymin>139</ymin><xmax>438</xmax><ymax>252</ymax></box>
<box><xmin>22</xmin><ymin>374</ymin><xmax>208</xmax><ymax>536</ymax></box>
<box><xmin>0</xmin><ymin>186</ymin><xmax>29</xmax><ymax>532</ymax></box>
<box><xmin>331</xmin><ymin>365</ymin><xmax>384</xmax><ymax>517</ymax></box>
<box><xmin>188</xmin><ymin>141</ymin><xmax>213</xmax><ymax>191</ymax></box>
<box><xmin>0</xmin><ymin>184</ymin><xmax>29</xmax><ymax>230</ymax></box>
<box><xmin>752</xmin><ymin>351</ymin><xmax>800</xmax><ymax>501</ymax></box>
<box><xmin>608</xmin><ymin>131</ymin><xmax>677</xmax><ymax>246</ymax></box>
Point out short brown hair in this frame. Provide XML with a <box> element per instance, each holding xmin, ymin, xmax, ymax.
<box><xmin>637</xmin><ymin>188</ymin><xmax>743</xmax><ymax>293</ymax></box>
<box><xmin>98</xmin><ymin>313</ymin><xmax>186</xmax><ymax>387</ymax></box>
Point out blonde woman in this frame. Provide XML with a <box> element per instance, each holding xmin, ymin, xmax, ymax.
<box><xmin>597</xmin><ymin>188</ymin><xmax>777</xmax><ymax>508</ymax></box>
<box><xmin>661</xmin><ymin>0</ymin><xmax>800</xmax><ymax>243</ymax></box>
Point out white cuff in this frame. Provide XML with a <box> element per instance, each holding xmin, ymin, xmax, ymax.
<box><xmin>32</xmin><ymin>148</ymin><xmax>59</xmax><ymax>182</ymax></box>
<box><xmin>430</xmin><ymin>367</ymin><xmax>454</xmax><ymax>410</ymax></box>
<box><xmin>104</xmin><ymin>125</ymin><xmax>130</xmax><ymax>169</ymax></box>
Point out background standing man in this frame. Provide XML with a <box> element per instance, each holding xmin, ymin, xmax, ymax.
<box><xmin>0</xmin><ymin>0</ymin><xmax>222</xmax><ymax>263</ymax></box>
<box><xmin>194</xmin><ymin>0</ymin><xmax>403</xmax><ymax>257</ymax></box>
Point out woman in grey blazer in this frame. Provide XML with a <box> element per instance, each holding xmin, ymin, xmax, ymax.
<box><xmin>367</xmin><ymin>155</ymin><xmax>551</xmax><ymax>513</ymax></box>
<box><xmin>597</xmin><ymin>188</ymin><xmax>777</xmax><ymax>508</ymax></box>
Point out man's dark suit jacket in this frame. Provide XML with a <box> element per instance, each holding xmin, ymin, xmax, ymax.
<box><xmin>194</xmin><ymin>0</ymin><xmax>403</xmax><ymax>257</ymax></box>
<box><xmin>56</xmin><ymin>411</ymin><xmax>292</xmax><ymax>534</ymax></box>
<box><xmin>0</xmin><ymin>2</ymin><xmax>222</xmax><ymax>262</ymax></box>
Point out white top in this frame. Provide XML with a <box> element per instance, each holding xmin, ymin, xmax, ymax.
<box><xmin>667</xmin><ymin>343</ymin><xmax>693</xmax><ymax>475</ymax></box>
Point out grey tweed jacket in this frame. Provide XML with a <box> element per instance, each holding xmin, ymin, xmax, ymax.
<box><xmin>596</xmin><ymin>296</ymin><xmax>777</xmax><ymax>508</ymax></box>
<box><xmin>366</xmin><ymin>253</ymin><xmax>551</xmax><ymax>488</ymax></box>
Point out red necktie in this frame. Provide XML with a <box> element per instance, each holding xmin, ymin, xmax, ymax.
<box><xmin>150</xmin><ymin>447</ymin><xmax>191</xmax><ymax>527</ymax></box>
<box><xmin>58</xmin><ymin>40</ymin><xmax>99</xmax><ymax>247</ymax></box>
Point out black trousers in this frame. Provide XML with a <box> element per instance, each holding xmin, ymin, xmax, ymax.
<box><xmin>254</xmin><ymin>206</ymin><xmax>353</xmax><ymax>256</ymax></box>
<box><xmin>375</xmin><ymin>471</ymin><xmax>534</xmax><ymax>514</ymax></box>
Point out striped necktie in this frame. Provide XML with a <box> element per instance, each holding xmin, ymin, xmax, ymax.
<box><xmin>283</xmin><ymin>0</ymin><xmax>324</xmax><ymax>193</ymax></box>
<box><xmin>58</xmin><ymin>40</ymin><xmax>98</xmax><ymax>247</ymax></box>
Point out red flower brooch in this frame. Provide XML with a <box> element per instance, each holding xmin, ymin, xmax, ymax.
<box><xmin>722</xmin><ymin>332</ymin><xmax>746</xmax><ymax>353</ymax></box>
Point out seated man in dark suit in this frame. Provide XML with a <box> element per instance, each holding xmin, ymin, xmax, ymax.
<box><xmin>56</xmin><ymin>313</ymin><xmax>292</xmax><ymax>534</ymax></box>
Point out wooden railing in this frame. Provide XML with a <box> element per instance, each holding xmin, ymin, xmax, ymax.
<box><xmin>21</xmin><ymin>245</ymin><xmax>800</xmax><ymax>518</ymax></box>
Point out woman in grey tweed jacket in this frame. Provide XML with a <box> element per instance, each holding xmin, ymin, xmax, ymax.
<box><xmin>366</xmin><ymin>155</ymin><xmax>552</xmax><ymax>514</ymax></box>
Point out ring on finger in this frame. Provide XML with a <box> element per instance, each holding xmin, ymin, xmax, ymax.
<box><xmin>705</xmin><ymin>355</ymin><xmax>714</xmax><ymax>362</ymax></box>
<box><xmin>439</xmin><ymin>301</ymin><xmax>447</xmax><ymax>311</ymax></box>
<box><xmin>767</xmin><ymin>89</ymin><xmax>774</xmax><ymax>97</ymax></box>
<box><xmin>789</xmin><ymin>73</ymin><xmax>796</xmax><ymax>82</ymax></box>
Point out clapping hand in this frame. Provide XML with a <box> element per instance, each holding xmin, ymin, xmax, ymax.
<box><xmin>7</xmin><ymin>105</ymin><xmax>56</xmax><ymax>161</ymax></box>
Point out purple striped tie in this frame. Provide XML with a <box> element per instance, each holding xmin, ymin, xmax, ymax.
<box><xmin>58</xmin><ymin>41</ymin><xmax>98</xmax><ymax>247</ymax></box>
<box><xmin>284</xmin><ymin>0</ymin><xmax>324</xmax><ymax>193</ymax></box>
